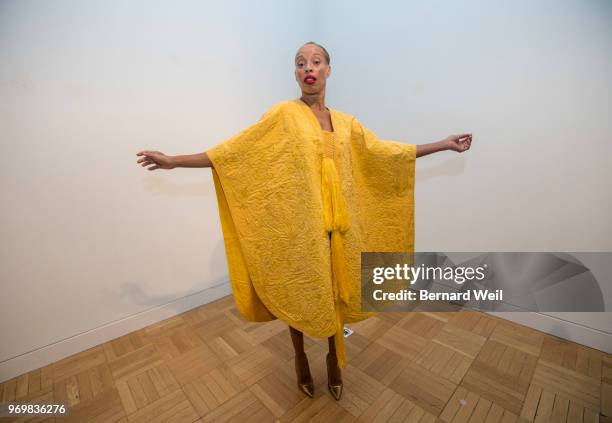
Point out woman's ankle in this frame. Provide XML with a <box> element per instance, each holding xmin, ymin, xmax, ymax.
<box><xmin>326</xmin><ymin>352</ymin><xmax>342</xmax><ymax>382</ymax></box>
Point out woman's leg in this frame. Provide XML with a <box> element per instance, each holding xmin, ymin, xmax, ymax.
<box><xmin>289</xmin><ymin>326</ymin><xmax>306</xmax><ymax>356</ymax></box>
<box><xmin>327</xmin><ymin>335</ymin><xmax>342</xmax><ymax>385</ymax></box>
<box><xmin>289</xmin><ymin>326</ymin><xmax>314</xmax><ymax>397</ymax></box>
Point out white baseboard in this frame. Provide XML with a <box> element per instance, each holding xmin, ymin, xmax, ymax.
<box><xmin>487</xmin><ymin>311</ymin><xmax>612</xmax><ymax>354</ymax></box>
<box><xmin>0</xmin><ymin>282</ymin><xmax>232</xmax><ymax>384</ymax></box>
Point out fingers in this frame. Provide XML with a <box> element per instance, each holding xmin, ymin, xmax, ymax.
<box><xmin>143</xmin><ymin>161</ymin><xmax>159</xmax><ymax>170</ymax></box>
<box><xmin>138</xmin><ymin>154</ymin><xmax>157</xmax><ymax>166</ymax></box>
<box><xmin>136</xmin><ymin>151</ymin><xmax>160</xmax><ymax>168</ymax></box>
<box><xmin>457</xmin><ymin>134</ymin><xmax>473</xmax><ymax>153</ymax></box>
<box><xmin>136</xmin><ymin>150</ymin><xmax>159</xmax><ymax>156</ymax></box>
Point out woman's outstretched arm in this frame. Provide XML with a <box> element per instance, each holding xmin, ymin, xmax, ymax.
<box><xmin>416</xmin><ymin>133</ymin><xmax>472</xmax><ymax>158</ymax></box>
<box><xmin>136</xmin><ymin>151</ymin><xmax>213</xmax><ymax>170</ymax></box>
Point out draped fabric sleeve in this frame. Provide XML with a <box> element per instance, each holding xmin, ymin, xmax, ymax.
<box><xmin>348</xmin><ymin>117</ymin><xmax>417</xmax><ymax>253</ymax></box>
<box><xmin>350</xmin><ymin>117</ymin><xmax>417</xmax><ymax>186</ymax></box>
<box><xmin>205</xmin><ymin>103</ymin><xmax>287</xmax><ymax>322</ymax></box>
<box><xmin>341</xmin><ymin>116</ymin><xmax>418</xmax><ymax>319</ymax></box>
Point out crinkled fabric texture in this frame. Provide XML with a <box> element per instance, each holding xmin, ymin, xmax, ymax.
<box><xmin>207</xmin><ymin>98</ymin><xmax>416</xmax><ymax>339</ymax></box>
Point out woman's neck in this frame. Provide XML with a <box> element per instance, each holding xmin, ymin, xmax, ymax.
<box><xmin>300</xmin><ymin>92</ymin><xmax>327</xmax><ymax>111</ymax></box>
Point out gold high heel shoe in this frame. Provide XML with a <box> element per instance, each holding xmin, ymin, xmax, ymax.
<box><xmin>326</xmin><ymin>352</ymin><xmax>343</xmax><ymax>401</ymax></box>
<box><xmin>294</xmin><ymin>353</ymin><xmax>314</xmax><ymax>398</ymax></box>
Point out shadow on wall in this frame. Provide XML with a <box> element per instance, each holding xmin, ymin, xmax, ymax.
<box><xmin>416</xmin><ymin>155</ymin><xmax>469</xmax><ymax>183</ymax></box>
<box><xmin>98</xmin><ymin>233</ymin><xmax>230</xmax><ymax>314</ymax></box>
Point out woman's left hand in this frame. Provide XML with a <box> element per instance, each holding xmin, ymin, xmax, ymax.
<box><xmin>445</xmin><ymin>133</ymin><xmax>472</xmax><ymax>153</ymax></box>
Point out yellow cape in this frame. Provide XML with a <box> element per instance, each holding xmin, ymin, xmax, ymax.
<box><xmin>206</xmin><ymin>98</ymin><xmax>416</xmax><ymax>367</ymax></box>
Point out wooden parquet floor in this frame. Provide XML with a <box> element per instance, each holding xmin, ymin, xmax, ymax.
<box><xmin>1</xmin><ymin>295</ymin><xmax>610</xmax><ymax>422</ymax></box>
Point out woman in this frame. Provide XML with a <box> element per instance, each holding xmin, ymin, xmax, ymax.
<box><xmin>136</xmin><ymin>41</ymin><xmax>472</xmax><ymax>401</ymax></box>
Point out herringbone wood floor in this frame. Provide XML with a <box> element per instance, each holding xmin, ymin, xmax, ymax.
<box><xmin>1</xmin><ymin>295</ymin><xmax>610</xmax><ymax>422</ymax></box>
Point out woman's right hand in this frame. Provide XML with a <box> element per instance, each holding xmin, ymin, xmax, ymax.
<box><xmin>136</xmin><ymin>150</ymin><xmax>175</xmax><ymax>171</ymax></box>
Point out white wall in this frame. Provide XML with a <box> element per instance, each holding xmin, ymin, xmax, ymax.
<box><xmin>1</xmin><ymin>0</ymin><xmax>611</xmax><ymax>382</ymax></box>
<box><xmin>0</xmin><ymin>0</ymin><xmax>313</xmax><ymax>380</ymax></box>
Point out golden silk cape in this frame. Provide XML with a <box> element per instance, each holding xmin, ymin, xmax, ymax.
<box><xmin>206</xmin><ymin>98</ymin><xmax>416</xmax><ymax>367</ymax></box>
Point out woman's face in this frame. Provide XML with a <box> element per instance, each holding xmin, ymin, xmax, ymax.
<box><xmin>294</xmin><ymin>45</ymin><xmax>331</xmax><ymax>95</ymax></box>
